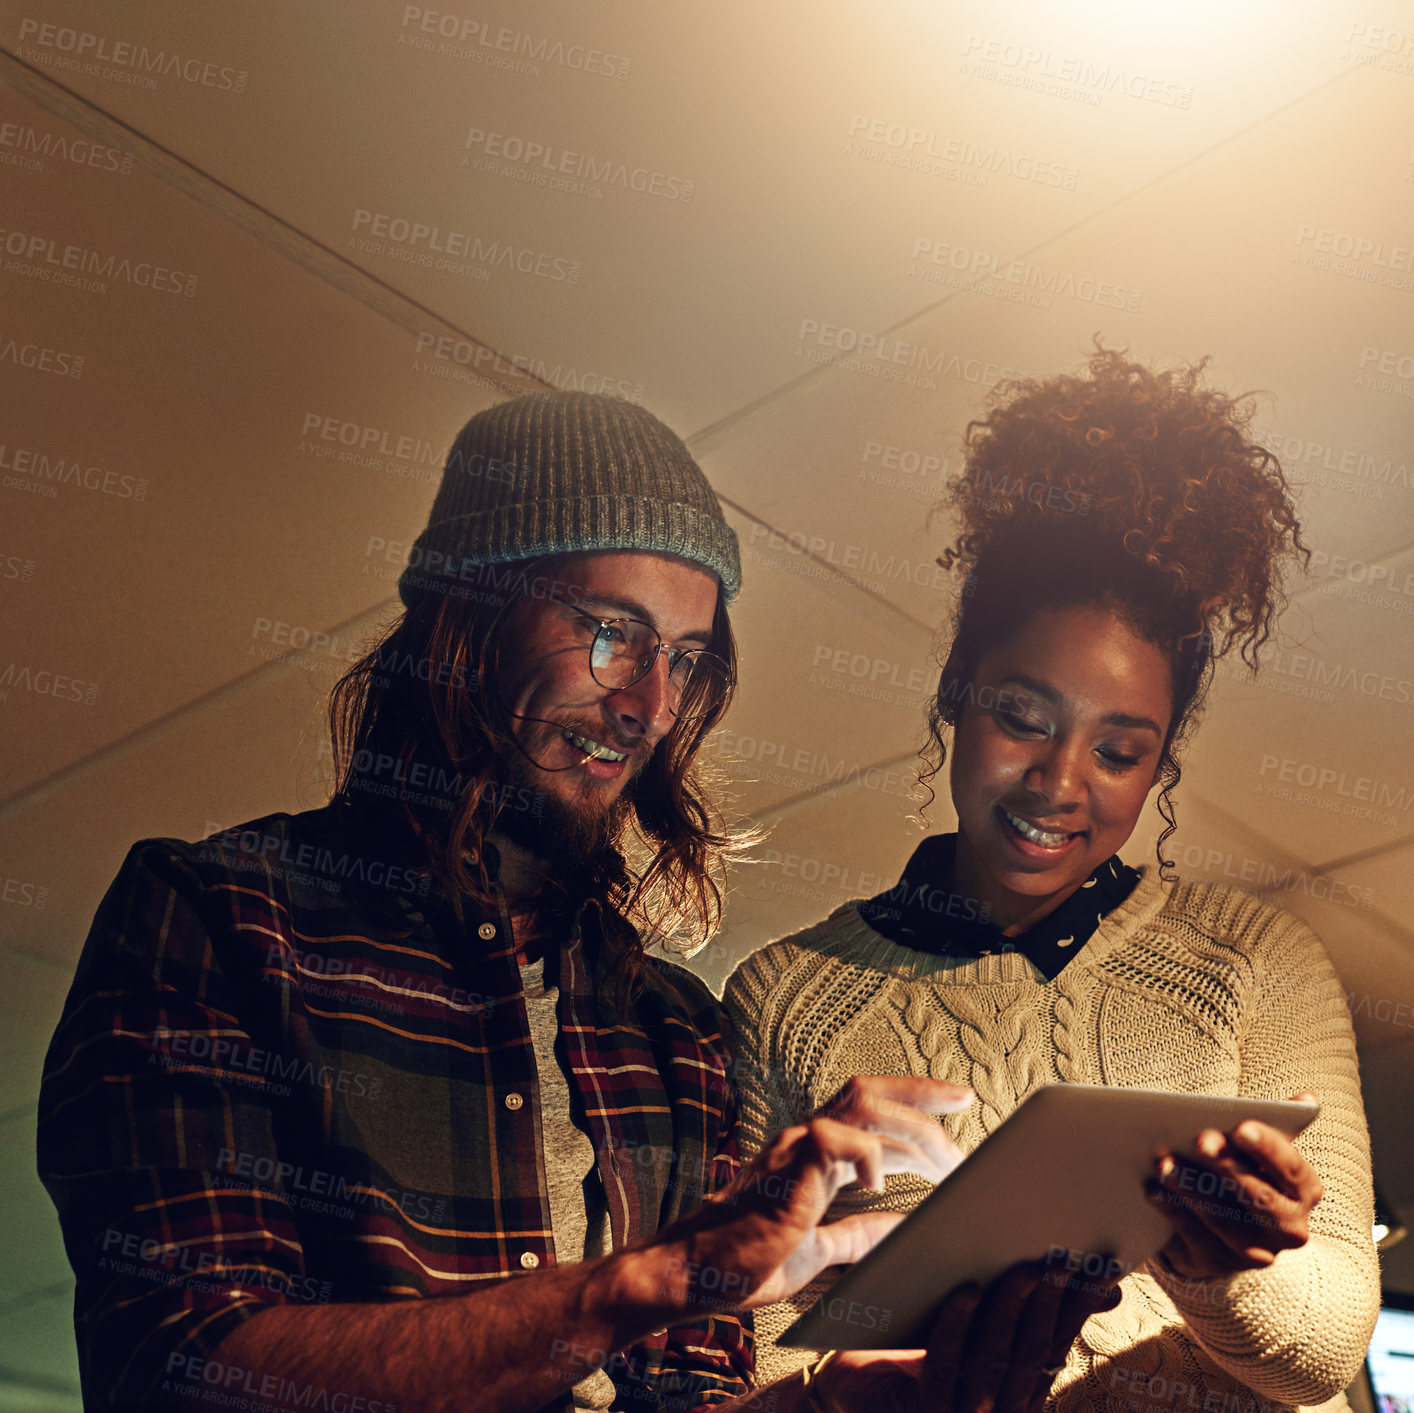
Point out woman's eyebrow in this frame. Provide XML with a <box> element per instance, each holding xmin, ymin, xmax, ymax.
<box><xmin>1000</xmin><ymin>672</ymin><xmax>1060</xmax><ymax>702</ymax></box>
<box><xmin>1001</xmin><ymin>674</ymin><xmax>1163</xmax><ymax>734</ymax></box>
<box><xmin>1101</xmin><ymin>711</ymin><xmax>1164</xmax><ymax>734</ymax></box>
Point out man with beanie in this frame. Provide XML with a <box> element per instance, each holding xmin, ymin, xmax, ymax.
<box><xmin>42</xmin><ymin>392</ymin><xmax>1088</xmax><ymax>1413</ymax></box>
<box><xmin>33</xmin><ymin>396</ymin><xmax>961</xmax><ymax>1413</ymax></box>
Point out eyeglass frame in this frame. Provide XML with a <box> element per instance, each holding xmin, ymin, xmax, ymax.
<box><xmin>550</xmin><ymin>594</ymin><xmax>735</xmax><ymax>720</ymax></box>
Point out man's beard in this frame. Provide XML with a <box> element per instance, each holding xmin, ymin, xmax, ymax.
<box><xmin>492</xmin><ymin>723</ymin><xmax>641</xmax><ymax>873</ymax></box>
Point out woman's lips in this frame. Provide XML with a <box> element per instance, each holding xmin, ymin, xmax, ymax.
<box><xmin>997</xmin><ymin>805</ymin><xmax>1084</xmax><ymax>856</ymax></box>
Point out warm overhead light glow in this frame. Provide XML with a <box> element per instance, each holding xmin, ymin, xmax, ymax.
<box><xmin>940</xmin><ymin>0</ymin><xmax>1314</xmax><ymax>100</ymax></box>
<box><xmin>1374</xmin><ymin>1222</ymin><xmax>1408</xmax><ymax>1251</ymax></box>
<box><xmin>1373</xmin><ymin>1183</ymin><xmax>1407</xmax><ymax>1252</ymax></box>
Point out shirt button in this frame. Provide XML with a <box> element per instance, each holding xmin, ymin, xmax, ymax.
<box><xmin>519</xmin><ymin>1251</ymin><xmax>539</xmax><ymax>1269</ymax></box>
<box><xmin>505</xmin><ymin>1092</ymin><xmax>523</xmax><ymax>1111</ymax></box>
<box><xmin>478</xmin><ymin>922</ymin><xmax>496</xmax><ymax>940</ymax></box>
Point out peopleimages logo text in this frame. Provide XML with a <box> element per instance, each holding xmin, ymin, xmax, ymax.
<box><xmin>16</xmin><ymin>19</ymin><xmax>248</xmax><ymax>91</ymax></box>
<box><xmin>350</xmin><ymin>210</ymin><xmax>579</xmax><ymax>280</ymax></box>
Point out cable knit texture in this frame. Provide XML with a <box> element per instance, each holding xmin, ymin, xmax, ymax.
<box><xmin>723</xmin><ymin>869</ymin><xmax>1380</xmax><ymax>1413</ymax></box>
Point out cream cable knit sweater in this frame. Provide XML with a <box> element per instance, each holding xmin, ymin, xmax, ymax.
<box><xmin>724</xmin><ymin>869</ymin><xmax>1380</xmax><ymax>1413</ymax></box>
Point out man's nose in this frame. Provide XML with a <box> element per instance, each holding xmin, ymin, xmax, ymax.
<box><xmin>607</xmin><ymin>654</ymin><xmax>675</xmax><ymax>741</ymax></box>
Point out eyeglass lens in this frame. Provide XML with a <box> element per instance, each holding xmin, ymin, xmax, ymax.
<box><xmin>588</xmin><ymin>621</ymin><xmax>728</xmax><ymax>717</ymax></box>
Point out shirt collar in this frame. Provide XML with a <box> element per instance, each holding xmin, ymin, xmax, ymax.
<box><xmin>857</xmin><ymin>833</ymin><xmax>1139</xmax><ymax>980</ymax></box>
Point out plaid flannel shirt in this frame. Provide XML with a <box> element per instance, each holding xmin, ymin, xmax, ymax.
<box><xmin>37</xmin><ymin>804</ymin><xmax>753</xmax><ymax>1411</ymax></box>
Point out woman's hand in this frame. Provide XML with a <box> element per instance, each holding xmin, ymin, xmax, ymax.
<box><xmin>813</xmin><ymin>1258</ymin><xmax>1123</xmax><ymax>1413</ymax></box>
<box><xmin>1147</xmin><ymin>1092</ymin><xmax>1324</xmax><ymax>1279</ymax></box>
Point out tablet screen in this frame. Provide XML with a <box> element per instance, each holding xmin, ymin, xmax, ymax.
<box><xmin>780</xmin><ymin>1083</ymin><xmax>1319</xmax><ymax>1350</ymax></box>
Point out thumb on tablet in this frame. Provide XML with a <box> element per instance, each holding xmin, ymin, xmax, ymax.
<box><xmin>819</xmin><ymin>1209</ymin><xmax>908</xmax><ymax>1264</ymax></box>
<box><xmin>744</xmin><ymin>1211</ymin><xmax>906</xmax><ymax>1309</ymax></box>
<box><xmin>795</xmin><ymin>1210</ymin><xmax>908</xmax><ymax>1278</ymax></box>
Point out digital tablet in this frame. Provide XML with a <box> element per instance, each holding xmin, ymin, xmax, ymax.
<box><xmin>779</xmin><ymin>1083</ymin><xmax>1319</xmax><ymax>1351</ymax></box>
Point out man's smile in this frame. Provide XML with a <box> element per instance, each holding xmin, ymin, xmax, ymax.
<box><xmin>563</xmin><ymin>729</ymin><xmax>629</xmax><ymax>764</ymax></box>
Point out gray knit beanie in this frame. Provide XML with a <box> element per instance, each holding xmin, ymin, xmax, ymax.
<box><xmin>398</xmin><ymin>391</ymin><xmax>741</xmax><ymax>606</ymax></box>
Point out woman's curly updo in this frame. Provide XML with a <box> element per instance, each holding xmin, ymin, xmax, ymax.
<box><xmin>924</xmin><ymin>343</ymin><xmax>1309</xmax><ymax>872</ymax></box>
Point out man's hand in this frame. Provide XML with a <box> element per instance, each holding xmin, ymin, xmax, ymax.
<box><xmin>812</xmin><ymin>1257</ymin><xmax>1123</xmax><ymax>1413</ymax></box>
<box><xmin>658</xmin><ymin>1076</ymin><xmax>971</xmax><ymax>1316</ymax></box>
<box><xmin>1146</xmin><ymin>1092</ymin><xmax>1324</xmax><ymax>1279</ymax></box>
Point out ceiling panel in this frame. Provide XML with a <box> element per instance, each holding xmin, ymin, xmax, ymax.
<box><xmin>4</xmin><ymin>0</ymin><xmax>1392</xmax><ymax>435</ymax></box>
<box><xmin>1332</xmin><ymin>841</ymin><xmax>1414</xmax><ymax>942</ymax></box>
<box><xmin>0</xmin><ymin>78</ymin><xmax>506</xmax><ymax>799</ymax></box>
<box><xmin>1185</xmin><ymin>561</ymin><xmax>1414</xmax><ymax>863</ymax></box>
<box><xmin>693</xmin><ymin>773</ymin><xmax>944</xmax><ymax>997</ymax></box>
<box><xmin>713</xmin><ymin>505</ymin><xmax>939</xmax><ymax>816</ymax></box>
<box><xmin>0</xmin><ymin>648</ymin><xmax>354</xmax><ymax>971</ymax></box>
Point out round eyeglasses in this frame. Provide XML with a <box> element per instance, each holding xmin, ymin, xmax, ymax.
<box><xmin>558</xmin><ymin>599</ymin><xmax>733</xmax><ymax>721</ymax></box>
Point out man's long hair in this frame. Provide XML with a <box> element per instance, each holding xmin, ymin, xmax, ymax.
<box><xmin>326</xmin><ymin>558</ymin><xmax>742</xmax><ymax>985</ymax></box>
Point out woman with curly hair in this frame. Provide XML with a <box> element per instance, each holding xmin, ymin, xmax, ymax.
<box><xmin>725</xmin><ymin>347</ymin><xmax>1380</xmax><ymax>1412</ymax></box>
